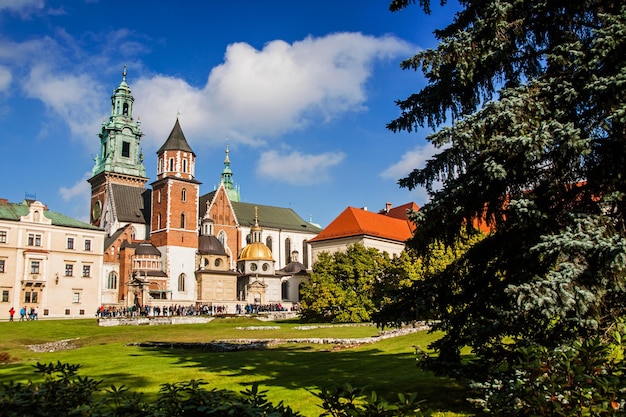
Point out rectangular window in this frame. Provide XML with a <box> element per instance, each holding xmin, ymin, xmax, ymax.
<box><xmin>84</xmin><ymin>239</ymin><xmax>91</xmax><ymax>251</ymax></box>
<box><xmin>30</xmin><ymin>261</ymin><xmax>40</xmax><ymax>274</ymax></box>
<box><xmin>0</xmin><ymin>260</ymin><xmax>4</xmax><ymax>273</ymax></box>
<box><xmin>65</xmin><ymin>264</ymin><xmax>73</xmax><ymax>277</ymax></box>
<box><xmin>24</xmin><ymin>291</ymin><xmax>38</xmax><ymax>303</ymax></box>
<box><xmin>73</xmin><ymin>292</ymin><xmax>80</xmax><ymax>303</ymax></box>
<box><xmin>82</xmin><ymin>265</ymin><xmax>90</xmax><ymax>277</ymax></box>
<box><xmin>2</xmin><ymin>290</ymin><xmax>8</xmax><ymax>302</ymax></box>
<box><xmin>67</xmin><ymin>237</ymin><xmax>74</xmax><ymax>249</ymax></box>
<box><xmin>28</xmin><ymin>233</ymin><xmax>42</xmax><ymax>246</ymax></box>
<box><xmin>122</xmin><ymin>141</ymin><xmax>130</xmax><ymax>157</ymax></box>
<box><xmin>0</xmin><ymin>231</ymin><xmax>6</xmax><ymax>243</ymax></box>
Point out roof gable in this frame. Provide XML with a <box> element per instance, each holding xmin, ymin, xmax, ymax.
<box><xmin>309</xmin><ymin>206</ymin><xmax>413</xmax><ymax>243</ymax></box>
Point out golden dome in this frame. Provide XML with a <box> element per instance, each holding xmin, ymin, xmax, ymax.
<box><xmin>238</xmin><ymin>242</ymin><xmax>274</xmax><ymax>261</ymax></box>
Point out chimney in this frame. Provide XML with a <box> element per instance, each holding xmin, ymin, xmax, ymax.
<box><xmin>385</xmin><ymin>202</ymin><xmax>392</xmax><ymax>213</ymax></box>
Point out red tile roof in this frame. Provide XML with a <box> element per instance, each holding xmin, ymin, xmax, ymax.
<box><xmin>309</xmin><ymin>206</ymin><xmax>414</xmax><ymax>243</ymax></box>
<box><xmin>380</xmin><ymin>202</ymin><xmax>419</xmax><ymax>230</ymax></box>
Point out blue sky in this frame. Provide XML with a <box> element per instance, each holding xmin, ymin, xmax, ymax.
<box><xmin>0</xmin><ymin>0</ymin><xmax>459</xmax><ymax>228</ymax></box>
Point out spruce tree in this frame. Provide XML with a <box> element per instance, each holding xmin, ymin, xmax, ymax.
<box><xmin>383</xmin><ymin>0</ymin><xmax>626</xmax><ymax>376</ymax></box>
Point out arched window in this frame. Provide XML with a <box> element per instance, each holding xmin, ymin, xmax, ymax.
<box><xmin>218</xmin><ymin>230</ymin><xmax>226</xmax><ymax>245</ymax></box>
<box><xmin>180</xmin><ymin>213</ymin><xmax>186</xmax><ymax>229</ymax></box>
<box><xmin>302</xmin><ymin>240</ymin><xmax>309</xmax><ymax>268</ymax></box>
<box><xmin>131</xmin><ymin>227</ymin><xmax>136</xmax><ymax>241</ymax></box>
<box><xmin>157</xmin><ymin>213</ymin><xmax>161</xmax><ymax>230</ymax></box>
<box><xmin>107</xmin><ymin>271</ymin><xmax>118</xmax><ymax>289</ymax></box>
<box><xmin>123</xmin><ymin>103</ymin><xmax>129</xmax><ymax>116</ymax></box>
<box><xmin>158</xmin><ymin>158</ymin><xmax>163</xmax><ymax>174</ymax></box>
<box><xmin>169</xmin><ymin>158</ymin><xmax>174</xmax><ymax>171</ymax></box>
<box><xmin>182</xmin><ymin>188</ymin><xmax>186</xmax><ymax>202</ymax></box>
<box><xmin>246</xmin><ymin>234</ymin><xmax>252</xmax><ymax>244</ymax></box>
<box><xmin>182</xmin><ymin>159</ymin><xmax>187</xmax><ymax>173</ymax></box>
<box><xmin>178</xmin><ymin>273</ymin><xmax>186</xmax><ymax>292</ymax></box>
<box><xmin>266</xmin><ymin>236</ymin><xmax>273</xmax><ymax>253</ymax></box>
<box><xmin>281</xmin><ymin>281</ymin><xmax>289</xmax><ymax>300</ymax></box>
<box><xmin>284</xmin><ymin>238</ymin><xmax>292</xmax><ymax>263</ymax></box>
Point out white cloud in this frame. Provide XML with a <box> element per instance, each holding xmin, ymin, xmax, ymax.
<box><xmin>381</xmin><ymin>142</ymin><xmax>440</xmax><ymax>180</ymax></box>
<box><xmin>133</xmin><ymin>32</ymin><xmax>413</xmax><ymax>149</ymax></box>
<box><xmin>257</xmin><ymin>149</ymin><xmax>345</xmax><ymax>185</ymax></box>
<box><xmin>0</xmin><ymin>0</ymin><xmax>43</xmax><ymax>14</ymax></box>
<box><xmin>24</xmin><ymin>65</ymin><xmax>104</xmax><ymax>140</ymax></box>
<box><xmin>0</xmin><ymin>27</ymin><xmax>413</xmax><ymax>159</ymax></box>
<box><xmin>0</xmin><ymin>65</ymin><xmax>11</xmax><ymax>92</ymax></box>
<box><xmin>59</xmin><ymin>172</ymin><xmax>91</xmax><ymax>201</ymax></box>
<box><xmin>381</xmin><ymin>142</ymin><xmax>447</xmax><ymax>205</ymax></box>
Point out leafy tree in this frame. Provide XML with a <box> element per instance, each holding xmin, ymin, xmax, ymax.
<box><xmin>374</xmin><ymin>234</ymin><xmax>484</xmax><ymax>328</ymax></box>
<box><xmin>300</xmin><ymin>244</ymin><xmax>391</xmax><ymax>323</ymax></box>
<box><xmin>386</xmin><ymin>0</ymin><xmax>626</xmax><ymax>378</ymax></box>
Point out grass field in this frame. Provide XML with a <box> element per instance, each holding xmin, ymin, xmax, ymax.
<box><xmin>0</xmin><ymin>317</ymin><xmax>475</xmax><ymax>416</ymax></box>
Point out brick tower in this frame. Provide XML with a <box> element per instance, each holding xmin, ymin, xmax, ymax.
<box><xmin>150</xmin><ymin>118</ymin><xmax>200</xmax><ymax>301</ymax></box>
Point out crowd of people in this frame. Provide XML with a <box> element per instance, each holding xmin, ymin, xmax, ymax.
<box><xmin>7</xmin><ymin>302</ymin><xmax>301</xmax><ymax>321</ymax></box>
<box><xmin>95</xmin><ymin>302</ymin><xmax>299</xmax><ymax>319</ymax></box>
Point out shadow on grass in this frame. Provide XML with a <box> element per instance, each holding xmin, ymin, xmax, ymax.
<box><xmin>131</xmin><ymin>343</ymin><xmax>471</xmax><ymax>415</ymax></box>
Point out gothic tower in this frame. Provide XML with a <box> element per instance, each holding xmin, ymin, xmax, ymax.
<box><xmin>150</xmin><ymin>118</ymin><xmax>200</xmax><ymax>301</ymax></box>
<box><xmin>88</xmin><ymin>67</ymin><xmax>148</xmax><ymax>227</ymax></box>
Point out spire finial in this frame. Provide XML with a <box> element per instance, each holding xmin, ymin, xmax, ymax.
<box><xmin>254</xmin><ymin>206</ymin><xmax>259</xmax><ymax>226</ymax></box>
<box><xmin>122</xmin><ymin>65</ymin><xmax>127</xmax><ymax>81</ymax></box>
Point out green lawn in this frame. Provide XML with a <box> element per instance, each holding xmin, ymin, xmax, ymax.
<box><xmin>0</xmin><ymin>317</ymin><xmax>475</xmax><ymax>416</ymax></box>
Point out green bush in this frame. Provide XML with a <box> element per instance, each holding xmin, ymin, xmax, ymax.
<box><xmin>313</xmin><ymin>382</ymin><xmax>431</xmax><ymax>417</ymax></box>
<box><xmin>468</xmin><ymin>323</ymin><xmax>626</xmax><ymax>416</ymax></box>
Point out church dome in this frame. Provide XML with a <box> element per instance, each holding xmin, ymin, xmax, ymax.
<box><xmin>238</xmin><ymin>242</ymin><xmax>273</xmax><ymax>261</ymax></box>
<box><xmin>198</xmin><ymin>235</ymin><xmax>227</xmax><ymax>255</ymax></box>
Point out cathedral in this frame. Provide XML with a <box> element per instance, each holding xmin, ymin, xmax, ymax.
<box><xmin>88</xmin><ymin>68</ymin><xmax>321</xmax><ymax>312</ymax></box>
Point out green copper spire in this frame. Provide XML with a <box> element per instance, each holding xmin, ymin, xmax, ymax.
<box><xmin>91</xmin><ymin>66</ymin><xmax>147</xmax><ymax>179</ymax></box>
<box><xmin>220</xmin><ymin>143</ymin><xmax>240</xmax><ymax>202</ymax></box>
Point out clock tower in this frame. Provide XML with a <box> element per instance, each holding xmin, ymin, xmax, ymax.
<box><xmin>88</xmin><ymin>67</ymin><xmax>148</xmax><ymax>227</ymax></box>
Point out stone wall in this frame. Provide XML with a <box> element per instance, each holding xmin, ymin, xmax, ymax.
<box><xmin>98</xmin><ymin>316</ymin><xmax>214</xmax><ymax>326</ymax></box>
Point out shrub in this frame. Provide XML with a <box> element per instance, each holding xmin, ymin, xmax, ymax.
<box><xmin>313</xmin><ymin>382</ymin><xmax>431</xmax><ymax>417</ymax></box>
<box><xmin>469</xmin><ymin>322</ymin><xmax>626</xmax><ymax>416</ymax></box>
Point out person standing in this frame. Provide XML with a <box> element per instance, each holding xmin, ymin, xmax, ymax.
<box><xmin>19</xmin><ymin>306</ymin><xmax>25</xmax><ymax>321</ymax></box>
<box><xmin>8</xmin><ymin>307</ymin><xmax>15</xmax><ymax>321</ymax></box>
